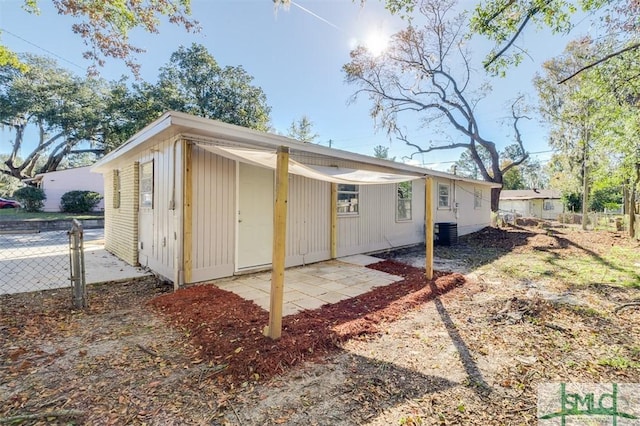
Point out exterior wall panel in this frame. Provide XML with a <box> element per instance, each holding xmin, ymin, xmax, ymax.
<box><xmin>285</xmin><ymin>175</ymin><xmax>331</xmax><ymax>267</ymax></box>
<box><xmin>337</xmin><ymin>180</ymin><xmax>426</xmax><ymax>257</ymax></box>
<box><xmin>136</xmin><ymin>139</ymin><xmax>178</xmax><ymax>280</ymax></box>
<box><xmin>103</xmin><ymin>163</ymin><xmax>138</xmax><ymax>265</ymax></box>
<box><xmin>189</xmin><ymin>146</ymin><xmax>236</xmax><ymax>282</ymax></box>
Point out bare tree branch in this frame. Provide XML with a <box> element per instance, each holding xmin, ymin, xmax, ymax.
<box><xmin>558</xmin><ymin>42</ymin><xmax>640</xmax><ymax>84</ymax></box>
<box><xmin>484</xmin><ymin>2</ymin><xmax>541</xmax><ymax>70</ymax></box>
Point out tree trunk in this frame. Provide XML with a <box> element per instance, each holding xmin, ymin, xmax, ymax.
<box><xmin>630</xmin><ymin>162</ymin><xmax>640</xmax><ymax>239</ymax></box>
<box><xmin>491</xmin><ymin>187</ymin><xmax>501</xmax><ymax>212</ymax></box>
<box><xmin>581</xmin><ymin>138</ymin><xmax>589</xmax><ymax>231</ymax></box>
<box><xmin>629</xmin><ymin>191</ymin><xmax>636</xmax><ymax>238</ymax></box>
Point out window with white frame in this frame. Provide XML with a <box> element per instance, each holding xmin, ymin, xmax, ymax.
<box><xmin>438</xmin><ymin>183</ymin><xmax>450</xmax><ymax>209</ymax></box>
<box><xmin>140</xmin><ymin>161</ymin><xmax>154</xmax><ymax>208</ymax></box>
<box><xmin>113</xmin><ymin>170</ymin><xmax>121</xmax><ymax>209</ymax></box>
<box><xmin>337</xmin><ymin>184</ymin><xmax>359</xmax><ymax>215</ymax></box>
<box><xmin>474</xmin><ymin>188</ymin><xmax>482</xmax><ymax>209</ymax></box>
<box><xmin>396</xmin><ymin>181</ymin><xmax>412</xmax><ymax>221</ymax></box>
<box><xmin>543</xmin><ymin>200</ymin><xmax>554</xmax><ymax>211</ymax></box>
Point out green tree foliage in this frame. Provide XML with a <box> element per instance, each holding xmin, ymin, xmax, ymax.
<box><xmin>13</xmin><ymin>186</ymin><xmax>45</xmax><ymax>212</ymax></box>
<box><xmin>287</xmin><ymin>116</ymin><xmax>319</xmax><ymax>143</ymax></box>
<box><xmin>589</xmin><ymin>187</ymin><xmax>622</xmax><ymax>212</ymax></box>
<box><xmin>0</xmin><ymin>155</ymin><xmax>26</xmax><ymax>197</ymax></box>
<box><xmin>373</xmin><ymin>145</ymin><xmax>395</xmax><ymax>161</ymax></box>
<box><xmin>562</xmin><ymin>192</ymin><xmax>582</xmax><ymax>212</ymax></box>
<box><xmin>352</xmin><ymin>0</ymin><xmax>637</xmax><ymax>78</ymax></box>
<box><xmin>60</xmin><ymin>190</ymin><xmax>103</xmax><ymax>213</ymax></box>
<box><xmin>467</xmin><ymin>0</ymin><xmax>638</xmax><ymax>76</ymax></box>
<box><xmin>343</xmin><ymin>0</ymin><xmax>529</xmax><ymax>211</ymax></box>
<box><xmin>145</xmin><ymin>44</ymin><xmax>271</xmax><ymax>131</ymax></box>
<box><xmin>502</xmin><ymin>167</ymin><xmax>526</xmax><ymax>190</ymax></box>
<box><xmin>0</xmin><ymin>55</ymin><xmax>116</xmax><ymax>180</ymax></box>
<box><xmin>1</xmin><ymin>47</ymin><xmax>272</xmax><ymax>180</ymax></box>
<box><xmin>0</xmin><ymin>0</ymin><xmax>198</xmax><ymax>76</ymax></box>
<box><xmin>536</xmin><ymin>37</ymin><xmax>640</xmax><ymax>218</ymax></box>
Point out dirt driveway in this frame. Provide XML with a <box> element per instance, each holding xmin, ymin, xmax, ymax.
<box><xmin>1</xmin><ymin>223</ymin><xmax>639</xmax><ymax>425</ymax></box>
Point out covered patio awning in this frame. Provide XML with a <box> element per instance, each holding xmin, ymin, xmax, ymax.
<box><xmin>193</xmin><ymin>143</ymin><xmax>434</xmax><ymax>340</ymax></box>
<box><xmin>196</xmin><ymin>144</ymin><xmax>422</xmax><ymax>184</ymax></box>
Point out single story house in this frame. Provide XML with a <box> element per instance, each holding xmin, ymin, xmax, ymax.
<box><xmin>92</xmin><ymin>111</ymin><xmax>499</xmax><ymax>288</ymax></box>
<box><xmin>499</xmin><ymin>189</ymin><xmax>563</xmax><ymax>220</ymax></box>
<box><xmin>27</xmin><ymin>166</ymin><xmax>104</xmax><ymax>212</ymax></box>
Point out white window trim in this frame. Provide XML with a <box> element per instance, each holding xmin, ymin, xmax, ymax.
<box><xmin>113</xmin><ymin>169</ymin><xmax>121</xmax><ymax>209</ymax></box>
<box><xmin>474</xmin><ymin>188</ymin><xmax>482</xmax><ymax>209</ymax></box>
<box><xmin>396</xmin><ymin>182</ymin><xmax>412</xmax><ymax>222</ymax></box>
<box><xmin>438</xmin><ymin>182</ymin><xmax>451</xmax><ymax>209</ymax></box>
<box><xmin>140</xmin><ymin>160</ymin><xmax>154</xmax><ymax>209</ymax></box>
<box><xmin>337</xmin><ymin>184</ymin><xmax>359</xmax><ymax>216</ymax></box>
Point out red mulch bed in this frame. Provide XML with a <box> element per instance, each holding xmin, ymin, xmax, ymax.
<box><xmin>149</xmin><ymin>260</ymin><xmax>465</xmax><ymax>387</ymax></box>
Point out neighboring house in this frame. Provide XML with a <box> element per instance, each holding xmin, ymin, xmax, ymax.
<box><xmin>28</xmin><ymin>166</ymin><xmax>104</xmax><ymax>212</ymax></box>
<box><xmin>499</xmin><ymin>189</ymin><xmax>563</xmax><ymax>220</ymax></box>
<box><xmin>92</xmin><ymin>111</ymin><xmax>498</xmax><ymax>286</ymax></box>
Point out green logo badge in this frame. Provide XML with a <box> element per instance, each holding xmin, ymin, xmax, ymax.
<box><xmin>538</xmin><ymin>383</ymin><xmax>640</xmax><ymax>425</ymax></box>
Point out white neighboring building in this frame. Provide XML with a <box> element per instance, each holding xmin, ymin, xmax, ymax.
<box><xmin>499</xmin><ymin>189</ymin><xmax>563</xmax><ymax>220</ymax></box>
<box><xmin>30</xmin><ymin>166</ymin><xmax>104</xmax><ymax>212</ymax></box>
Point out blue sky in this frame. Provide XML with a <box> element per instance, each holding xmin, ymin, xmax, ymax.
<box><xmin>0</xmin><ymin>0</ymin><xmax>590</xmax><ymax>171</ymax></box>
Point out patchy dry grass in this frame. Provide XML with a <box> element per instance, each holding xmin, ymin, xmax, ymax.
<box><xmin>468</xmin><ymin>226</ymin><xmax>640</xmax><ymax>288</ymax></box>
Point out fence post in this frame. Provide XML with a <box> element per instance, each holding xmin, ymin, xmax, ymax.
<box><xmin>68</xmin><ymin>219</ymin><xmax>87</xmax><ymax>309</ymax></box>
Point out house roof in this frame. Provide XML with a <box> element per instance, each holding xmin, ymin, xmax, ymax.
<box><xmin>500</xmin><ymin>189</ymin><xmax>562</xmax><ymax>200</ymax></box>
<box><xmin>92</xmin><ymin>111</ymin><xmax>500</xmax><ymax>188</ymax></box>
<box><xmin>23</xmin><ymin>165</ymin><xmax>94</xmax><ymax>184</ymax></box>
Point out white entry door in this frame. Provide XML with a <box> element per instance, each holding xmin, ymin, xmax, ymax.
<box><xmin>237</xmin><ymin>163</ymin><xmax>274</xmax><ymax>269</ymax></box>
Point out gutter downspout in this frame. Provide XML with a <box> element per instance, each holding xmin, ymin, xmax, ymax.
<box><xmin>171</xmin><ymin>138</ymin><xmax>185</xmax><ymax>289</ymax></box>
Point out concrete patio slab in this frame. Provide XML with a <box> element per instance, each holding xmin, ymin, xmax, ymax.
<box><xmin>214</xmin><ymin>259</ymin><xmax>403</xmax><ymax>316</ymax></box>
<box><xmin>337</xmin><ymin>254</ymin><xmax>385</xmax><ymax>266</ymax></box>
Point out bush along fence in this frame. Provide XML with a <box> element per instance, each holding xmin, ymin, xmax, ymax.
<box><xmin>0</xmin><ymin>220</ymin><xmax>87</xmax><ymax>308</ymax></box>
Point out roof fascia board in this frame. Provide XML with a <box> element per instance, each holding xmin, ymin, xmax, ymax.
<box><xmin>91</xmin><ymin>112</ymin><xmax>174</xmax><ymax>173</ymax></box>
<box><xmin>93</xmin><ymin>110</ymin><xmax>500</xmax><ymax>188</ymax></box>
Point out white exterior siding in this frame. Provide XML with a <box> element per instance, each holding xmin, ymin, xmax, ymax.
<box><xmin>337</xmin><ymin>180</ymin><xmax>426</xmax><ymax>257</ymax></box>
<box><xmin>136</xmin><ymin>138</ymin><xmax>181</xmax><ymax>281</ymax></box>
<box><xmin>285</xmin><ymin>175</ymin><xmax>331</xmax><ymax>267</ymax></box>
<box><xmin>500</xmin><ymin>199</ymin><xmax>527</xmax><ymax>217</ymax></box>
<box><xmin>452</xmin><ymin>181</ymin><xmax>492</xmax><ymax>235</ymax></box>
<box><xmin>190</xmin><ymin>146</ymin><xmax>236</xmax><ymax>282</ymax></box>
<box><xmin>499</xmin><ymin>198</ymin><xmax>563</xmax><ymax>220</ymax></box>
<box><xmin>37</xmin><ymin>166</ymin><xmax>104</xmax><ymax>212</ymax></box>
<box><xmin>431</xmin><ymin>179</ymin><xmax>491</xmax><ymax>236</ymax></box>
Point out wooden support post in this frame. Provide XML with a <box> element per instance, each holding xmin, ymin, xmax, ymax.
<box><xmin>425</xmin><ymin>177</ymin><xmax>434</xmax><ymax>280</ymax></box>
<box><xmin>266</xmin><ymin>146</ymin><xmax>289</xmax><ymax>339</ymax></box>
<box><xmin>330</xmin><ymin>182</ymin><xmax>338</xmax><ymax>259</ymax></box>
<box><xmin>183</xmin><ymin>141</ymin><xmax>193</xmax><ymax>286</ymax></box>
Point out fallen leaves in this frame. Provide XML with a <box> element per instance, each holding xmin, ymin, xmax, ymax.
<box><xmin>2</xmin><ymin>227</ymin><xmax>639</xmax><ymax>424</ymax></box>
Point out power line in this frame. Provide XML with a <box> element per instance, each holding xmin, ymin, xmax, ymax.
<box><xmin>418</xmin><ymin>149</ymin><xmax>557</xmax><ymax>166</ymax></box>
<box><xmin>0</xmin><ymin>27</ymin><xmax>84</xmax><ymax>71</ymax></box>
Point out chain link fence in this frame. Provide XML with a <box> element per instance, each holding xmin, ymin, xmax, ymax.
<box><xmin>0</xmin><ymin>228</ymin><xmax>74</xmax><ymax>296</ymax></box>
<box><xmin>559</xmin><ymin>213</ymin><xmax>640</xmax><ymax>235</ymax></box>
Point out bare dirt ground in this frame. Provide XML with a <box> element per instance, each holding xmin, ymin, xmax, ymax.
<box><xmin>1</xmin><ymin>223</ymin><xmax>639</xmax><ymax>425</ymax></box>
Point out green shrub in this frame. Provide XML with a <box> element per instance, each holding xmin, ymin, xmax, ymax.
<box><xmin>13</xmin><ymin>186</ymin><xmax>46</xmax><ymax>212</ymax></box>
<box><xmin>60</xmin><ymin>190</ymin><xmax>103</xmax><ymax>213</ymax></box>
